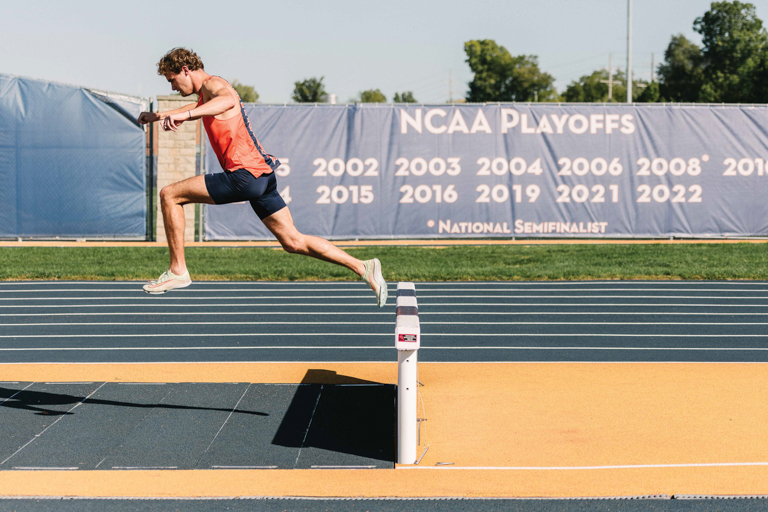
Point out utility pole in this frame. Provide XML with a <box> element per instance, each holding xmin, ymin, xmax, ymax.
<box><xmin>600</xmin><ymin>54</ymin><xmax>620</xmax><ymax>101</ymax></box>
<box><xmin>650</xmin><ymin>53</ymin><xmax>655</xmax><ymax>82</ymax></box>
<box><xmin>627</xmin><ymin>0</ymin><xmax>633</xmax><ymax>102</ymax></box>
<box><xmin>449</xmin><ymin>70</ymin><xmax>453</xmax><ymax>103</ymax></box>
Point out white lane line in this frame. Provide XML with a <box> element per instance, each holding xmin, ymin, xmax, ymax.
<box><xmin>111</xmin><ymin>466</ymin><xmax>178</xmax><ymax>470</ymax></box>
<box><xmin>399</xmin><ymin>462</ymin><xmax>768</xmax><ymax>470</ymax></box>
<box><xmin>310</xmin><ymin>465</ymin><xmax>378</xmax><ymax>469</ymax></box>
<box><xmin>211</xmin><ymin>465</ymin><xmax>278</xmax><ymax>469</ymax></box>
<box><xmin>427</xmin><ymin>321</ymin><xmax>768</xmax><ymax>326</ymax></box>
<box><xmin>0</xmin><ymin>288</ymin><xmax>387</xmax><ymax>294</ymax></box>
<box><xmin>295</xmin><ymin>385</ymin><xmax>323</xmax><ymax>467</ymax></box>
<box><xmin>422</xmin><ymin>311</ymin><xmax>768</xmax><ymax>315</ymax></box>
<box><xmin>424</xmin><ymin>346</ymin><xmax>768</xmax><ymax>350</ymax></box>
<box><xmin>3</xmin><ymin>287</ymin><xmax>768</xmax><ymax>293</ymax></box>
<box><xmin>1</xmin><ymin>333</ymin><xmax>767</xmax><ymax>339</ymax></box>
<box><xmin>411</xmin><ymin>288</ymin><xmax>768</xmax><ymax>292</ymax></box>
<box><xmin>3</xmin><ymin>303</ymin><xmax>768</xmax><ymax>309</ymax></box>
<box><xmin>3</xmin><ymin>311</ymin><xmax>768</xmax><ymax>318</ymax></box>
<box><xmin>411</xmin><ymin>295</ymin><xmax>768</xmax><ymax>299</ymax></box>
<box><xmin>0</xmin><ymin>303</ymin><xmax>387</xmax><ymax>309</ymax></box>
<box><xmin>4</xmin><ymin>294</ymin><xmax>768</xmax><ymax>301</ymax></box>
<box><xmin>424</xmin><ymin>321</ymin><xmax>768</xmax><ymax>325</ymax></box>
<box><xmin>411</xmin><ymin>287</ymin><xmax>768</xmax><ymax>292</ymax></box>
<box><xmin>4</xmin><ymin>321</ymin><xmax>768</xmax><ymax>327</ymax></box>
<box><xmin>0</xmin><ymin>346</ymin><xmax>393</xmax><ymax>351</ymax></box>
<box><xmin>0</xmin><ymin>312</ymin><xmax>392</xmax><ymax>317</ymax></box>
<box><xmin>12</xmin><ymin>467</ymin><xmax>79</xmax><ymax>471</ymax></box>
<box><xmin>0</xmin><ymin>296</ymin><xmax>379</xmax><ymax>301</ymax></box>
<box><xmin>44</xmin><ymin>382</ymin><xmax>93</xmax><ymax>384</ymax></box>
<box><xmin>0</xmin><ymin>333</ymin><xmax>390</xmax><ymax>339</ymax></box>
<box><xmin>0</xmin><ymin>382</ymin><xmax>35</xmax><ymax>407</ymax></box>
<box><xmin>0</xmin><ymin>288</ymin><xmax>380</xmax><ymax>293</ymax></box>
<box><xmin>0</xmin><ymin>382</ymin><xmax>106</xmax><ymax>466</ymax></box>
<box><xmin>196</xmin><ymin>384</ymin><xmax>251</xmax><ymax>466</ymax></box>
<box><xmin>1</xmin><ymin>321</ymin><xmax>392</xmax><ymax>327</ymax></box>
<box><xmin>1</xmin><ymin>346</ymin><xmax>767</xmax><ymax>352</ymax></box>
<box><xmin>335</xmin><ymin>384</ymin><xmax>387</xmax><ymax>387</ymax></box>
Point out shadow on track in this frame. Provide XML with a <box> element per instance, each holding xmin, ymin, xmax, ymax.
<box><xmin>272</xmin><ymin>370</ymin><xmax>396</xmax><ymax>463</ymax></box>
<box><xmin>0</xmin><ymin>387</ymin><xmax>269</xmax><ymax>417</ymax></box>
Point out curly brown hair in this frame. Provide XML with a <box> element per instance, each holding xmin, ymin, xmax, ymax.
<box><xmin>157</xmin><ymin>48</ymin><xmax>204</xmax><ymax>75</ymax></box>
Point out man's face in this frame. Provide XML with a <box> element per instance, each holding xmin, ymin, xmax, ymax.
<box><xmin>165</xmin><ymin>68</ymin><xmax>194</xmax><ymax>96</ymax></box>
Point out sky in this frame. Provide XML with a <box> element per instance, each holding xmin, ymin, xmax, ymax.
<box><xmin>3</xmin><ymin>0</ymin><xmax>768</xmax><ymax>104</ymax></box>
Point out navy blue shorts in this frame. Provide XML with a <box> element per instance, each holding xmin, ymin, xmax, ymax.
<box><xmin>204</xmin><ymin>169</ymin><xmax>287</xmax><ymax>220</ymax></box>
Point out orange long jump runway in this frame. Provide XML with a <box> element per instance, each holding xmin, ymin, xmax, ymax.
<box><xmin>1</xmin><ymin>362</ymin><xmax>767</xmax><ymax>498</ymax></box>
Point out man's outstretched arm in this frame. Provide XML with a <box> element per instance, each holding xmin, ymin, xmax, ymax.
<box><xmin>161</xmin><ymin>78</ymin><xmax>237</xmax><ymax>131</ymax></box>
<box><xmin>137</xmin><ymin>103</ymin><xmax>196</xmax><ymax>125</ymax></box>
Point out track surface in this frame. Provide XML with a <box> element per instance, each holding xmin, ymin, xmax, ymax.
<box><xmin>0</xmin><ymin>497</ymin><xmax>764</xmax><ymax>512</ymax></box>
<box><xmin>2</xmin><ymin>280</ymin><xmax>768</xmax><ymax>511</ymax></box>
<box><xmin>2</xmin><ymin>280</ymin><xmax>768</xmax><ymax>363</ymax></box>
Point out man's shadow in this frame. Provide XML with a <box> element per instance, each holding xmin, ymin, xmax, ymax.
<box><xmin>271</xmin><ymin>370</ymin><xmax>395</xmax><ymax>463</ymax></box>
<box><xmin>0</xmin><ymin>386</ymin><xmax>268</xmax><ymax>417</ymax></box>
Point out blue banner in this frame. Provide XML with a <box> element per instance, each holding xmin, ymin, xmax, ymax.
<box><xmin>204</xmin><ymin>103</ymin><xmax>768</xmax><ymax>239</ymax></box>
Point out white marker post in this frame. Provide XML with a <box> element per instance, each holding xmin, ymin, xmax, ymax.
<box><xmin>395</xmin><ymin>282</ymin><xmax>420</xmax><ymax>465</ymax></box>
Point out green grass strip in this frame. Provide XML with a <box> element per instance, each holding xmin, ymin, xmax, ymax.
<box><xmin>1</xmin><ymin>244</ymin><xmax>767</xmax><ymax>281</ymax></box>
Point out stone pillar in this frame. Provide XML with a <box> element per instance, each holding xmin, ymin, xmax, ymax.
<box><xmin>155</xmin><ymin>95</ymin><xmax>199</xmax><ymax>244</ymax></box>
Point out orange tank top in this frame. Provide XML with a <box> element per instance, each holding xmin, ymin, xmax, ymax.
<box><xmin>198</xmin><ymin>88</ymin><xmax>279</xmax><ymax>178</ymax></box>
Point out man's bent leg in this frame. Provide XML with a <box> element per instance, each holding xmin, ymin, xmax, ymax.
<box><xmin>262</xmin><ymin>207</ymin><xmax>388</xmax><ymax>307</ymax></box>
<box><xmin>145</xmin><ymin>175</ymin><xmax>215</xmax><ymax>294</ymax></box>
<box><xmin>262</xmin><ymin>207</ymin><xmax>364</xmax><ymax>275</ymax></box>
<box><xmin>159</xmin><ymin>175</ymin><xmax>216</xmax><ymax>274</ymax></box>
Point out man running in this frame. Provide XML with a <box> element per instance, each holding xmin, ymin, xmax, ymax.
<box><xmin>137</xmin><ymin>48</ymin><xmax>387</xmax><ymax>307</ymax></box>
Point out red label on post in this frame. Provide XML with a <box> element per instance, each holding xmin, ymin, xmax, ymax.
<box><xmin>398</xmin><ymin>334</ymin><xmax>418</xmax><ymax>342</ymax></box>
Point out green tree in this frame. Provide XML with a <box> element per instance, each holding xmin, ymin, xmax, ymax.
<box><xmin>657</xmin><ymin>35</ymin><xmax>704</xmax><ymax>102</ymax></box>
<box><xmin>563</xmin><ymin>69</ymin><xmax>646</xmax><ymax>102</ymax></box>
<box><xmin>292</xmin><ymin>77</ymin><xmax>328</xmax><ymax>103</ymax></box>
<box><xmin>464</xmin><ymin>39</ymin><xmax>557</xmax><ymax>102</ymax></box>
<box><xmin>393</xmin><ymin>91</ymin><xmax>417</xmax><ymax>103</ymax></box>
<box><xmin>360</xmin><ymin>89</ymin><xmax>386</xmax><ymax>103</ymax></box>
<box><xmin>231</xmin><ymin>80</ymin><xmax>259</xmax><ymax>103</ymax></box>
<box><xmin>695</xmin><ymin>1</ymin><xmax>768</xmax><ymax>102</ymax></box>
<box><xmin>637</xmin><ymin>81</ymin><xmax>661</xmax><ymax>102</ymax></box>
<box><xmin>658</xmin><ymin>2</ymin><xmax>768</xmax><ymax>103</ymax></box>
<box><xmin>563</xmin><ymin>70</ymin><xmax>611</xmax><ymax>102</ymax></box>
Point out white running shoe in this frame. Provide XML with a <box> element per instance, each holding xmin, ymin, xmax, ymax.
<box><xmin>143</xmin><ymin>269</ymin><xmax>192</xmax><ymax>295</ymax></box>
<box><xmin>361</xmin><ymin>258</ymin><xmax>388</xmax><ymax>308</ymax></box>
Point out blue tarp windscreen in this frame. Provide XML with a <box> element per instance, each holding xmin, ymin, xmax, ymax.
<box><xmin>0</xmin><ymin>74</ymin><xmax>146</xmax><ymax>238</ymax></box>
